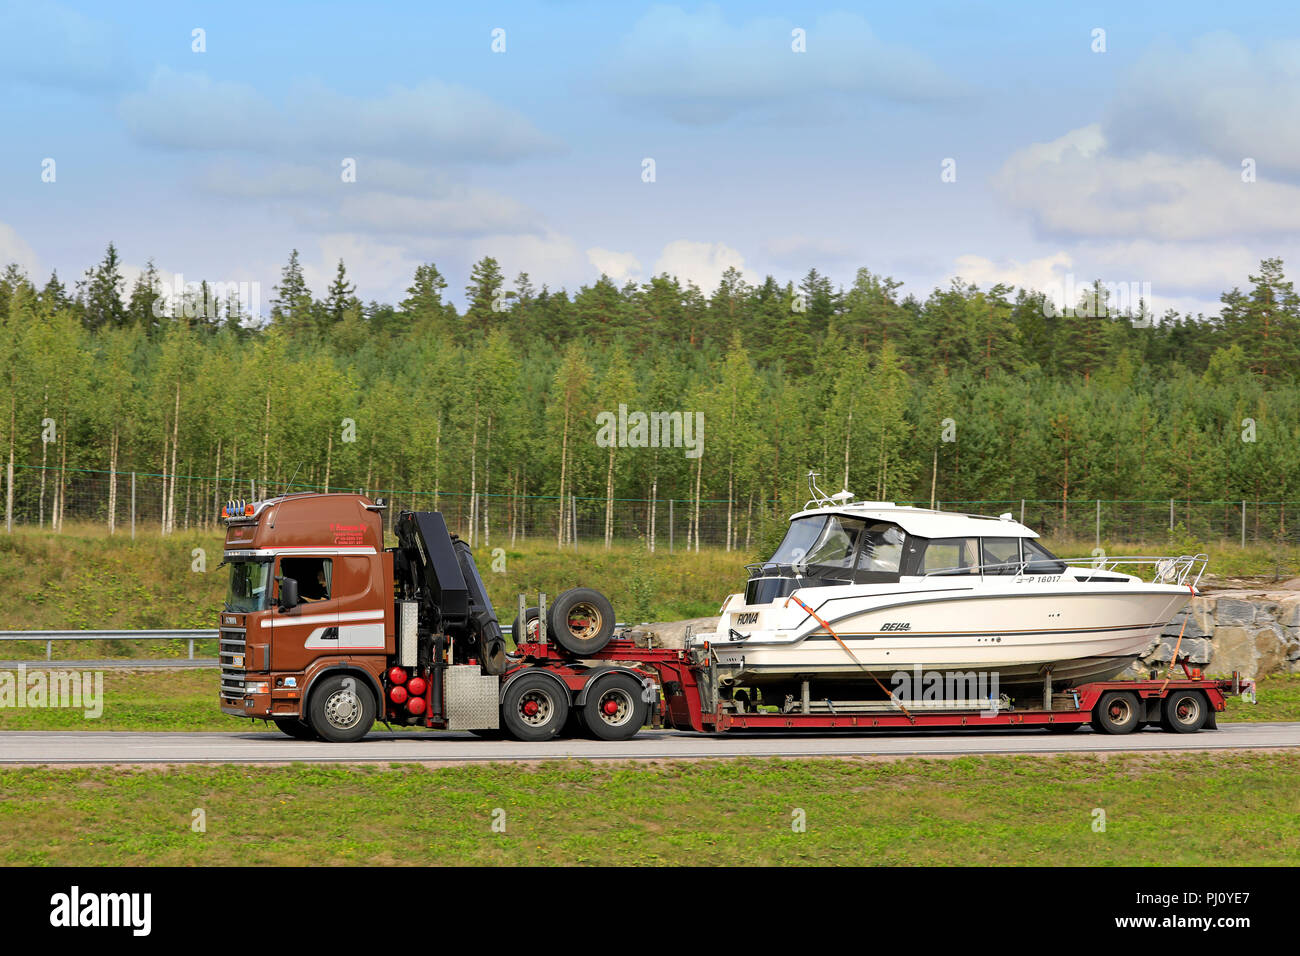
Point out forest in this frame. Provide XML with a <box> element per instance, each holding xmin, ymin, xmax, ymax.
<box><xmin>1</xmin><ymin>245</ymin><xmax>1298</xmax><ymax>548</ymax></box>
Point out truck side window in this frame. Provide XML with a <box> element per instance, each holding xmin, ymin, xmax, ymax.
<box><xmin>281</xmin><ymin>557</ymin><xmax>332</xmax><ymax>602</ymax></box>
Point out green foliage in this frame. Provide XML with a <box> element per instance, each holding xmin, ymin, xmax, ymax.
<box><xmin>2</xmin><ymin>246</ymin><xmax>1300</xmax><ymax>550</ymax></box>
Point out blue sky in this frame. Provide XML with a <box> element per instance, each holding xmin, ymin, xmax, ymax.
<box><xmin>2</xmin><ymin>1</ymin><xmax>1298</xmax><ymax>315</ymax></box>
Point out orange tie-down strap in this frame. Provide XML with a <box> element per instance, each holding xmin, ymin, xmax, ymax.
<box><xmin>1159</xmin><ymin>584</ymin><xmax>1198</xmax><ymax>694</ymax></box>
<box><xmin>785</xmin><ymin>594</ymin><xmax>913</xmax><ymax>721</ymax></box>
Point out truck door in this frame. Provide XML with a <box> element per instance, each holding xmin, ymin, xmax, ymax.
<box><xmin>270</xmin><ymin>554</ymin><xmax>340</xmax><ymax>671</ymax></box>
<box><xmin>332</xmin><ymin>553</ymin><xmax>388</xmax><ymax>653</ymax></box>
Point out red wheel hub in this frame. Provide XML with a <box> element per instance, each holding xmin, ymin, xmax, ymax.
<box><xmin>602</xmin><ymin>698</ymin><xmax>619</xmax><ymax>715</ymax></box>
<box><xmin>522</xmin><ymin>700</ymin><xmax>540</xmax><ymax>717</ymax></box>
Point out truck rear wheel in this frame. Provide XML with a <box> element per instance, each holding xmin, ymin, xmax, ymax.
<box><xmin>548</xmin><ymin>588</ymin><xmax>616</xmax><ymax>656</ymax></box>
<box><xmin>308</xmin><ymin>675</ymin><xmax>376</xmax><ymax>743</ymax></box>
<box><xmin>273</xmin><ymin>717</ymin><xmax>318</xmax><ymax>740</ymax></box>
<box><xmin>1160</xmin><ymin>689</ymin><xmax>1207</xmax><ymax>733</ymax></box>
<box><xmin>1091</xmin><ymin>690</ymin><xmax>1140</xmax><ymax>735</ymax></box>
<box><xmin>502</xmin><ymin>673</ymin><xmax>569</xmax><ymax>741</ymax></box>
<box><xmin>581</xmin><ymin>673</ymin><xmax>648</xmax><ymax>741</ymax></box>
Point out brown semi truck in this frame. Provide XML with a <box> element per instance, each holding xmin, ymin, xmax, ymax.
<box><xmin>218</xmin><ymin>492</ymin><xmax>651</xmax><ymax>742</ymax></box>
<box><xmin>220</xmin><ymin>492</ymin><xmax>1250</xmax><ymax>744</ymax></box>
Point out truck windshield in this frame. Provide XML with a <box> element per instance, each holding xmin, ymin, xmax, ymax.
<box><xmin>226</xmin><ymin>560</ymin><xmax>271</xmax><ymax>612</ymax></box>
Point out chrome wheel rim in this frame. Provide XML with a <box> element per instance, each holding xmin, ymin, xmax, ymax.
<box><xmin>324</xmin><ymin>689</ymin><xmax>362</xmax><ymax>729</ymax></box>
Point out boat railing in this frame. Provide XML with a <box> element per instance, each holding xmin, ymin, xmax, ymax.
<box><xmin>1060</xmin><ymin>553</ymin><xmax>1210</xmax><ymax>588</ymax></box>
<box><xmin>923</xmin><ymin>553</ymin><xmax>1209</xmax><ymax>588</ymax></box>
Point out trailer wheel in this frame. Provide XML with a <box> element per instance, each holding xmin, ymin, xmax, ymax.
<box><xmin>1160</xmin><ymin>689</ymin><xmax>1207</xmax><ymax>733</ymax></box>
<box><xmin>1091</xmin><ymin>690</ymin><xmax>1140</xmax><ymax>735</ymax></box>
<box><xmin>581</xmin><ymin>673</ymin><xmax>648</xmax><ymax>741</ymax></box>
<box><xmin>501</xmin><ymin>673</ymin><xmax>569</xmax><ymax>741</ymax></box>
<box><xmin>548</xmin><ymin>588</ymin><xmax>616</xmax><ymax>656</ymax></box>
<box><xmin>273</xmin><ymin>717</ymin><xmax>318</xmax><ymax>740</ymax></box>
<box><xmin>308</xmin><ymin>675</ymin><xmax>376</xmax><ymax>743</ymax></box>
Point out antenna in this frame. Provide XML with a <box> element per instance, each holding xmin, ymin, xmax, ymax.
<box><xmin>287</xmin><ymin>461</ymin><xmax>303</xmax><ymax>490</ymax></box>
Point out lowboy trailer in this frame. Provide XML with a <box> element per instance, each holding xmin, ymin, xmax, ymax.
<box><xmin>217</xmin><ymin>492</ymin><xmax>1251</xmax><ymax>742</ymax></box>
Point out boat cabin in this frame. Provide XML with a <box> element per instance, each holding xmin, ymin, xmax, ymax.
<box><xmin>744</xmin><ymin>506</ymin><xmax>1066</xmax><ymax>606</ymax></box>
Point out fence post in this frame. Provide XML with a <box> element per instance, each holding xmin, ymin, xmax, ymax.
<box><xmin>1019</xmin><ymin>498</ymin><xmax>1024</xmax><ymax>526</ymax></box>
<box><xmin>1241</xmin><ymin>500</ymin><xmax>1246</xmax><ymax>549</ymax></box>
<box><xmin>669</xmin><ymin>499</ymin><xmax>674</xmax><ymax>554</ymax></box>
<box><xmin>46</xmin><ymin>640</ymin><xmax>52</xmax><ymax>661</ymax></box>
<box><xmin>1095</xmin><ymin>499</ymin><xmax>1101</xmax><ymax>550</ymax></box>
<box><xmin>188</xmin><ymin>638</ymin><xmax>195</xmax><ymax>660</ymax></box>
<box><xmin>1169</xmin><ymin>498</ymin><xmax>1174</xmax><ymax>532</ymax></box>
<box><xmin>4</xmin><ymin>459</ymin><xmax>11</xmax><ymax>533</ymax></box>
<box><xmin>131</xmin><ymin>472</ymin><xmax>136</xmax><ymax>540</ymax></box>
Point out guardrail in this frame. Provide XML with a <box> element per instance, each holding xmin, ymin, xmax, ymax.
<box><xmin>0</xmin><ymin>629</ymin><xmax>220</xmax><ymax>661</ymax></box>
<box><xmin>0</xmin><ymin>623</ymin><xmax>626</xmax><ymax>662</ymax></box>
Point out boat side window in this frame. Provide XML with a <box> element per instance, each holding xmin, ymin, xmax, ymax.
<box><xmin>855</xmin><ymin>523</ymin><xmax>905</xmax><ymax>573</ymax></box>
<box><xmin>981</xmin><ymin>537</ymin><xmax>1022</xmax><ymax>575</ymax></box>
<box><xmin>920</xmin><ymin>537</ymin><xmax>979</xmax><ymax>575</ymax></box>
<box><xmin>1023</xmin><ymin>540</ymin><xmax>1066</xmax><ymax>573</ymax></box>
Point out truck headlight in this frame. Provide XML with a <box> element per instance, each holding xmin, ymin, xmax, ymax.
<box><xmin>244</xmin><ymin>682</ymin><xmax>270</xmax><ymax>695</ymax></box>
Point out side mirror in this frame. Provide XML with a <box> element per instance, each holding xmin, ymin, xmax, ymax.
<box><xmin>277</xmin><ymin>576</ymin><xmax>300</xmax><ymax>612</ymax></box>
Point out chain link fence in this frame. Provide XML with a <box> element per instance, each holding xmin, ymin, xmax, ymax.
<box><xmin>3</xmin><ymin>465</ymin><xmax>1298</xmax><ymax>548</ymax></box>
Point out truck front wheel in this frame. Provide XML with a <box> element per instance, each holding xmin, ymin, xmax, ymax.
<box><xmin>502</xmin><ymin>674</ymin><xmax>569</xmax><ymax>741</ymax></box>
<box><xmin>581</xmin><ymin>673</ymin><xmax>648</xmax><ymax>741</ymax></box>
<box><xmin>308</xmin><ymin>675</ymin><xmax>376</xmax><ymax>743</ymax></box>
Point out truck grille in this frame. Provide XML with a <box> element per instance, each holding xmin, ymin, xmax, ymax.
<box><xmin>220</xmin><ymin>628</ymin><xmax>246</xmax><ymax>700</ymax></box>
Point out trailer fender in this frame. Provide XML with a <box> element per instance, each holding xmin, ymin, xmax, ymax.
<box><xmin>500</xmin><ymin>668</ymin><xmax>571</xmax><ymax>707</ymax></box>
<box><xmin>575</xmin><ymin>667</ymin><xmax>656</xmax><ymax>706</ymax></box>
<box><xmin>302</xmin><ymin>665</ymin><xmax>384</xmax><ymax>716</ymax></box>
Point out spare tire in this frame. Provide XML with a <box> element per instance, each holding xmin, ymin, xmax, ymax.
<box><xmin>548</xmin><ymin>587</ymin><xmax>616</xmax><ymax>656</ymax></box>
<box><xmin>510</xmin><ymin>606</ymin><xmax>541</xmax><ymax>646</ymax></box>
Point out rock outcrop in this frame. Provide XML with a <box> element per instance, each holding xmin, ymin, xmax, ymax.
<box><xmin>1134</xmin><ymin>589</ymin><xmax>1300</xmax><ymax>678</ymax></box>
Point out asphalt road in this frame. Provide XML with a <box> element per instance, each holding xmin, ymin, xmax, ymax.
<box><xmin>1</xmin><ymin>722</ymin><xmax>1297</xmax><ymax>764</ymax></box>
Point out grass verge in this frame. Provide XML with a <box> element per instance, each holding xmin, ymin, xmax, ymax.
<box><xmin>0</xmin><ymin>753</ymin><xmax>1296</xmax><ymax>866</ymax></box>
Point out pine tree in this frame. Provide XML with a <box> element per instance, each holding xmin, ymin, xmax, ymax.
<box><xmin>80</xmin><ymin>243</ymin><xmax>127</xmax><ymax>330</ymax></box>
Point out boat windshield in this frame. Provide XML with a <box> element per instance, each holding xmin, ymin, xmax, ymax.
<box><xmin>226</xmin><ymin>560</ymin><xmax>271</xmax><ymax>612</ymax></box>
<box><xmin>769</xmin><ymin>515</ymin><xmax>904</xmax><ymax>571</ymax></box>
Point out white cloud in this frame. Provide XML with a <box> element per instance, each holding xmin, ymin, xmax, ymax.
<box><xmin>0</xmin><ymin>223</ymin><xmax>40</xmax><ymax>277</ymax></box>
<box><xmin>652</xmin><ymin>240</ymin><xmax>756</xmax><ymax>293</ymax></box>
<box><xmin>607</xmin><ymin>7</ymin><xmax>962</xmax><ymax>124</ymax></box>
<box><xmin>197</xmin><ymin>159</ymin><xmax>542</xmax><ymax>239</ymax></box>
<box><xmin>952</xmin><ymin>252</ymin><xmax>1073</xmax><ymax>292</ymax></box>
<box><xmin>302</xmin><ymin>235</ymin><xmax>423</xmax><ymax>306</ymax></box>
<box><xmin>1105</xmin><ymin>33</ymin><xmax>1300</xmax><ymax>177</ymax></box>
<box><xmin>586</xmin><ymin>248</ymin><xmax>643</xmax><ymax>283</ymax></box>
<box><xmin>457</xmin><ymin>231</ymin><xmax>589</xmax><ymax>290</ymax></box>
<box><xmin>120</xmin><ymin>69</ymin><xmax>561</xmax><ymax>163</ymax></box>
<box><xmin>993</xmin><ymin>124</ymin><xmax>1300</xmax><ymax>241</ymax></box>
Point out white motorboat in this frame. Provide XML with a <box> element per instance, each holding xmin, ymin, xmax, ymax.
<box><xmin>700</xmin><ymin>475</ymin><xmax>1207</xmax><ymax>703</ymax></box>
